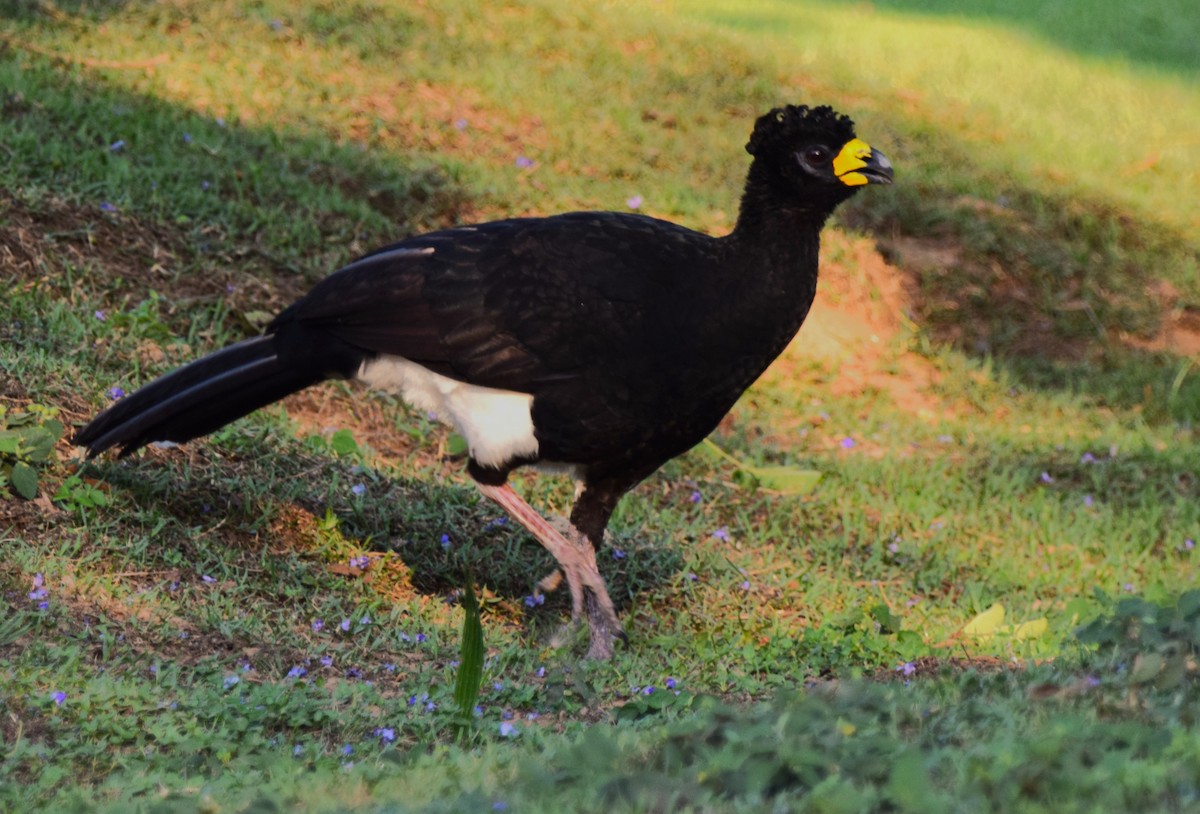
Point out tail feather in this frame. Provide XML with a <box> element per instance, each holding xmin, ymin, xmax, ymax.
<box><xmin>74</xmin><ymin>329</ymin><xmax>363</xmax><ymax>457</ymax></box>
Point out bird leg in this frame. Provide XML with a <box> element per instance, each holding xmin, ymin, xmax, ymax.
<box><xmin>475</xmin><ymin>481</ymin><xmax>622</xmax><ymax>659</ymax></box>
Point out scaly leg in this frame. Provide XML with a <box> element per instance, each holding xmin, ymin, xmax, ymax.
<box><xmin>475</xmin><ymin>481</ymin><xmax>622</xmax><ymax>659</ymax></box>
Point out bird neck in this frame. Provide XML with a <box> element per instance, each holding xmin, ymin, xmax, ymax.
<box><xmin>731</xmin><ymin>164</ymin><xmax>844</xmax><ymax>240</ymax></box>
<box><xmin>724</xmin><ymin>170</ymin><xmax>838</xmax><ymax>300</ymax></box>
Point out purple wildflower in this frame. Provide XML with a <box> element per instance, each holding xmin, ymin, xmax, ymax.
<box><xmin>1080</xmin><ymin>452</ymin><xmax>1097</xmax><ymax>464</ymax></box>
<box><xmin>293</xmin><ymin>744</ymin><xmax>304</xmax><ymax>756</ymax></box>
<box><xmin>897</xmin><ymin>662</ymin><xmax>917</xmax><ymax>677</ymax></box>
<box><xmin>643</xmin><ymin>685</ymin><xmax>655</xmax><ymax>695</ymax></box>
<box><xmin>1185</xmin><ymin>539</ymin><xmax>1195</xmax><ymax>551</ymax></box>
<box><xmin>106</xmin><ymin>386</ymin><xmax>125</xmax><ymax>400</ymax></box>
<box><xmin>182</xmin><ymin>133</ymin><xmax>193</xmax><ymax>144</ymax></box>
<box><xmin>740</xmin><ymin>580</ymin><xmax>751</xmax><ymax>591</ymax></box>
<box><xmin>711</xmin><ymin>526</ymin><xmax>730</xmax><ymax>541</ymax></box>
<box><xmin>440</xmin><ymin>534</ymin><xmax>451</xmax><ymax>549</ymax></box>
<box><xmin>523</xmin><ymin>594</ymin><xmax>545</xmax><ymax>608</ymax></box>
<box><xmin>665</xmin><ymin>678</ymin><xmax>676</xmax><ymax>690</ymax></box>
<box><xmin>454</xmin><ymin>118</ymin><xmax>469</xmax><ymax>131</ymax></box>
<box><xmin>360</xmin><ymin>615</ymin><xmax>371</xmax><ymax>625</ymax></box>
<box><xmin>626</xmin><ymin>195</ymin><xmax>643</xmax><ymax>209</ymax></box>
<box><xmin>416</xmin><ymin>633</ymin><xmax>427</xmax><ymax>643</ymax></box>
<box><xmin>320</xmin><ymin>655</ymin><xmax>333</xmax><ymax>667</ymax></box>
<box><xmin>536</xmin><ymin>666</ymin><xmax>545</xmax><ymax>678</ymax></box>
<box><xmin>94</xmin><ymin>309</ymin><xmax>107</xmax><ymax>320</ymax></box>
<box><xmin>99</xmin><ymin>203</ymin><xmax>117</xmax><ymax>214</ymax></box>
<box><xmin>286</xmin><ymin>665</ymin><xmax>307</xmax><ymax>679</ymax></box>
<box><xmin>1123</xmin><ymin>583</ymin><xmax>1135</xmax><ymax>592</ymax></box>
<box><xmin>339</xmin><ymin>618</ymin><xmax>351</xmax><ymax>632</ymax></box>
<box><xmin>201</xmin><ymin>574</ymin><xmax>216</xmax><ymax>584</ymax></box>
<box><xmin>375</xmin><ymin>727</ymin><xmax>395</xmax><ymax>743</ymax></box>
<box><xmin>351</xmin><ymin>483</ymin><xmax>366</xmax><ymax>496</ymax></box>
<box><xmin>611</xmin><ymin>548</ymin><xmax>626</xmax><ymax>561</ymax></box>
<box><xmin>840</xmin><ymin>437</ymin><xmax>855</xmax><ymax>449</ymax></box>
<box><xmin>312</xmin><ymin>619</ymin><xmax>325</xmax><ymax>632</ymax></box>
<box><xmin>689</xmin><ymin>490</ymin><xmax>702</xmax><ymax>503</ymax></box>
<box><xmin>1083</xmin><ymin>495</ymin><xmax>1094</xmax><ymax>508</ymax></box>
<box><xmin>499</xmin><ymin>722</ymin><xmax>518</xmax><ymax>737</ymax></box>
<box><xmin>341</xmin><ymin>744</ymin><xmax>353</xmax><ymax>756</ymax></box>
<box><xmin>108</xmin><ymin>139</ymin><xmax>125</xmax><ymax>152</ymax></box>
<box><xmin>514</xmin><ymin>155</ymin><xmax>534</xmax><ymax>169</ymax></box>
<box><xmin>51</xmin><ymin>691</ymin><xmax>66</xmax><ymax>706</ymax></box>
<box><xmin>223</xmin><ymin>675</ymin><xmax>240</xmax><ymax>690</ymax></box>
<box><xmin>1040</xmin><ymin>471</ymin><xmax>1054</xmax><ymax>484</ymax></box>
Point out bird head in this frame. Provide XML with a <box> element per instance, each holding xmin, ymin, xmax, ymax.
<box><xmin>744</xmin><ymin>104</ymin><xmax>892</xmax><ymax>215</ymax></box>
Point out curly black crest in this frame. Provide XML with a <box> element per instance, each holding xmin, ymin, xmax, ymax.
<box><xmin>745</xmin><ymin>105</ymin><xmax>857</xmax><ymax>157</ymax></box>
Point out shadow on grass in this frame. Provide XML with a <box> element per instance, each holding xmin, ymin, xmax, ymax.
<box><xmin>84</xmin><ymin>431</ymin><xmax>683</xmax><ymax>615</ymax></box>
<box><xmin>840</xmin><ymin>127</ymin><xmax>1200</xmax><ymax>426</ymax></box>
<box><xmin>0</xmin><ymin>51</ymin><xmax>467</xmax><ymax>284</ymax></box>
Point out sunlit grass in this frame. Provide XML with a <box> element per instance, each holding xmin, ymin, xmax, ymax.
<box><xmin>680</xmin><ymin>0</ymin><xmax>1200</xmax><ymax>240</ymax></box>
<box><xmin>2</xmin><ymin>0</ymin><xmax>1199</xmax><ymax>810</ymax></box>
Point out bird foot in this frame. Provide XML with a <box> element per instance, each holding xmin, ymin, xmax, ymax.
<box><xmin>476</xmin><ymin>482</ymin><xmax>625</xmax><ymax>659</ymax></box>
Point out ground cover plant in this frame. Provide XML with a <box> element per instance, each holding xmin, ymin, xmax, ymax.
<box><xmin>1</xmin><ymin>0</ymin><xmax>1197</xmax><ymax>810</ymax></box>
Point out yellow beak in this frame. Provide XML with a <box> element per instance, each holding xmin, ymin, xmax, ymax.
<box><xmin>833</xmin><ymin>138</ymin><xmax>894</xmax><ymax>186</ymax></box>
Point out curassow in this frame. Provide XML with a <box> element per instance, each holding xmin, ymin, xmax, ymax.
<box><xmin>75</xmin><ymin>104</ymin><xmax>892</xmax><ymax>659</ymax></box>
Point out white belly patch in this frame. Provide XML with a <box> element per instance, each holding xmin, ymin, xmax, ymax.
<box><xmin>357</xmin><ymin>355</ymin><xmax>539</xmax><ymax>469</ymax></box>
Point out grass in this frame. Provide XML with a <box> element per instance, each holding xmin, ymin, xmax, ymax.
<box><xmin>1</xmin><ymin>0</ymin><xmax>1198</xmax><ymax>810</ymax></box>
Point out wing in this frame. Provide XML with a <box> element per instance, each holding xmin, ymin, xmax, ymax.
<box><xmin>270</xmin><ymin>212</ymin><xmax>717</xmax><ymax>394</ymax></box>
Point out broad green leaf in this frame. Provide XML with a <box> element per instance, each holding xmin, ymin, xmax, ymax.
<box><xmin>446</xmin><ymin>433</ymin><xmax>469</xmax><ymax>456</ymax></box>
<box><xmin>1130</xmin><ymin>652</ymin><xmax>1164</xmax><ymax>683</ymax></box>
<box><xmin>10</xmin><ymin>461</ymin><xmax>38</xmax><ymax>499</ymax></box>
<box><xmin>0</xmin><ymin>432</ymin><xmax>20</xmax><ymax>456</ymax></box>
<box><xmin>330</xmin><ymin>428</ymin><xmax>360</xmax><ymax>457</ymax></box>
<box><xmin>963</xmin><ymin>604</ymin><xmax>1005</xmax><ymax>638</ymax></box>
<box><xmin>1011</xmin><ymin>618</ymin><xmax>1049</xmax><ymax>641</ymax></box>
<box><xmin>745</xmin><ymin>465</ymin><xmax>822</xmax><ymax>495</ymax></box>
<box><xmin>20</xmin><ymin>427</ymin><xmax>58</xmax><ymax>462</ymax></box>
<box><xmin>701</xmin><ymin>440</ymin><xmax>821</xmax><ymax>494</ymax></box>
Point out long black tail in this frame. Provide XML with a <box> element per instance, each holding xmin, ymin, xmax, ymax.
<box><xmin>74</xmin><ymin>324</ymin><xmax>366</xmax><ymax>458</ymax></box>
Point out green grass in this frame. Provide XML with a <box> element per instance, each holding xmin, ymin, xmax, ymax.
<box><xmin>2</xmin><ymin>0</ymin><xmax>1199</xmax><ymax>810</ymax></box>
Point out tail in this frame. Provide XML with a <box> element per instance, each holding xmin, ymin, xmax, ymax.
<box><xmin>74</xmin><ymin>324</ymin><xmax>367</xmax><ymax>458</ymax></box>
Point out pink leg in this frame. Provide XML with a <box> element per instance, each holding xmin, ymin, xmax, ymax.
<box><xmin>476</xmin><ymin>481</ymin><xmax>621</xmax><ymax>659</ymax></box>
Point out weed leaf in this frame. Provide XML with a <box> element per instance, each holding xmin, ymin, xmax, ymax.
<box><xmin>454</xmin><ymin>580</ymin><xmax>485</xmax><ymax>721</ymax></box>
<box><xmin>963</xmin><ymin>604</ymin><xmax>1005</xmax><ymax>638</ymax></box>
<box><xmin>10</xmin><ymin>461</ymin><xmax>38</xmax><ymax>499</ymax></box>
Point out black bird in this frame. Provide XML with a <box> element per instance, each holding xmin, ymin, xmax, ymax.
<box><xmin>74</xmin><ymin>104</ymin><xmax>892</xmax><ymax>659</ymax></box>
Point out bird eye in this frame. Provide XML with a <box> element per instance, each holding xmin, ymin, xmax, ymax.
<box><xmin>803</xmin><ymin>146</ymin><xmax>831</xmax><ymax>165</ymax></box>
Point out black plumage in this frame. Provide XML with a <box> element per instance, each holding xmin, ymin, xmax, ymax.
<box><xmin>75</xmin><ymin>104</ymin><xmax>892</xmax><ymax>658</ymax></box>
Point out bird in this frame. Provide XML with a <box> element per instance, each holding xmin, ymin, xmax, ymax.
<box><xmin>74</xmin><ymin>103</ymin><xmax>892</xmax><ymax>660</ymax></box>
